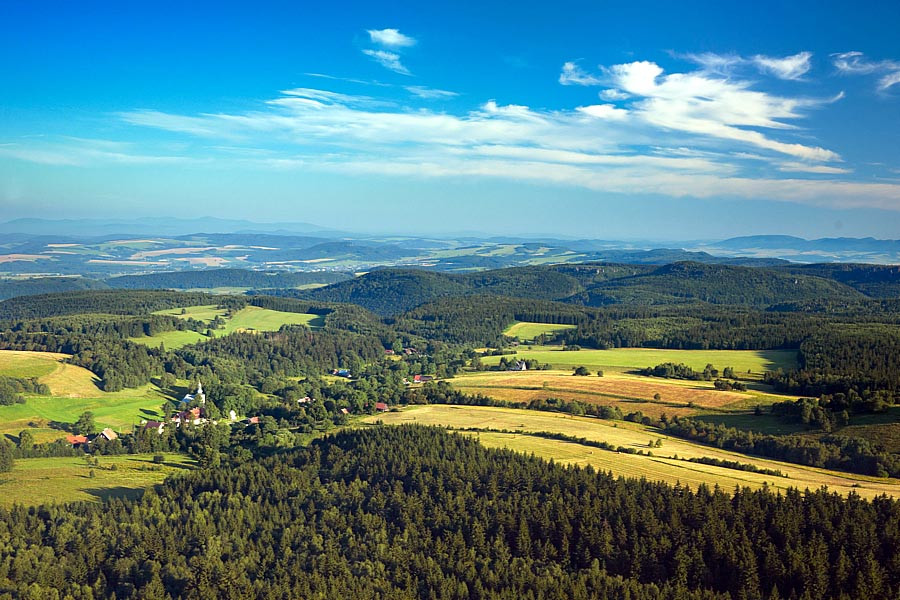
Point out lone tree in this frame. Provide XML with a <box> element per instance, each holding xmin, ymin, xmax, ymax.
<box><xmin>573</xmin><ymin>366</ymin><xmax>591</xmax><ymax>376</ymax></box>
<box><xmin>17</xmin><ymin>430</ymin><xmax>34</xmax><ymax>450</ymax></box>
<box><xmin>73</xmin><ymin>411</ymin><xmax>97</xmax><ymax>436</ymax></box>
<box><xmin>0</xmin><ymin>440</ymin><xmax>14</xmax><ymax>473</ymax></box>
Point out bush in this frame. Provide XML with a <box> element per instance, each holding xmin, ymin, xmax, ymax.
<box><xmin>153</xmin><ymin>454</ymin><xmax>165</xmax><ymax>464</ymax></box>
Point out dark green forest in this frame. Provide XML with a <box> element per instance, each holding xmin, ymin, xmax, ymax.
<box><xmin>2</xmin><ymin>426</ymin><xmax>899</xmax><ymax>600</ymax></box>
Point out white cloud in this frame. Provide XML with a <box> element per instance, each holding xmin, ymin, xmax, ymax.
<box><xmin>778</xmin><ymin>161</ymin><xmax>851</xmax><ymax>174</ymax></box>
<box><xmin>405</xmin><ymin>85</ymin><xmax>458</xmax><ymax>99</ymax></box>
<box><xmin>599</xmin><ymin>89</ymin><xmax>630</xmax><ymax>101</ymax></box>
<box><xmin>605</xmin><ymin>60</ymin><xmax>839</xmax><ymax>161</ymax></box>
<box><xmin>576</xmin><ymin>104</ymin><xmax>628</xmax><ymax>120</ymax></box>
<box><xmin>832</xmin><ymin>51</ymin><xmax>900</xmax><ymax>90</ymax></box>
<box><xmin>362</xmin><ymin>49</ymin><xmax>410</xmax><ymax>75</ymax></box>
<box><xmin>751</xmin><ymin>51</ymin><xmax>812</xmax><ymax>80</ymax></box>
<box><xmin>682</xmin><ymin>52</ymin><xmax>744</xmax><ymax>75</ymax></box>
<box><xmin>367</xmin><ymin>28</ymin><xmax>416</xmax><ymax>48</ymax></box>
<box><xmin>0</xmin><ymin>139</ymin><xmax>191</xmax><ymax>166</ymax></box>
<box><xmin>109</xmin><ymin>74</ymin><xmax>898</xmax><ymax>211</ymax></box>
<box><xmin>684</xmin><ymin>51</ymin><xmax>813</xmax><ymax>80</ymax></box>
<box><xmin>559</xmin><ymin>61</ymin><xmax>602</xmax><ymax>86</ymax></box>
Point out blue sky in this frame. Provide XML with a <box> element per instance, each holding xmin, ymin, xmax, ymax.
<box><xmin>1</xmin><ymin>0</ymin><xmax>899</xmax><ymax>239</ymax></box>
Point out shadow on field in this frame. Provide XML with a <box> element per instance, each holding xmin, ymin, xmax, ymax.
<box><xmin>694</xmin><ymin>413</ymin><xmax>805</xmax><ymax>435</ymax></box>
<box><xmin>83</xmin><ymin>486</ymin><xmax>145</xmax><ymax>502</ymax></box>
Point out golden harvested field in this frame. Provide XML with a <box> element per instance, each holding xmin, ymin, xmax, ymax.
<box><xmin>451</xmin><ymin>370</ymin><xmax>763</xmax><ymax>418</ymax></box>
<box><xmin>363</xmin><ymin>405</ymin><xmax>900</xmax><ymax>499</ymax></box>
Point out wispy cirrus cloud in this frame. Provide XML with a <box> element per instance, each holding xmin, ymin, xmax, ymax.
<box><xmin>362</xmin><ymin>28</ymin><xmax>416</xmax><ymax>75</ymax></box>
<box><xmin>362</xmin><ymin>49</ymin><xmax>410</xmax><ymax>75</ymax></box>
<box><xmin>683</xmin><ymin>51</ymin><xmax>813</xmax><ymax>80</ymax></box>
<box><xmin>405</xmin><ymin>85</ymin><xmax>458</xmax><ymax>99</ymax></box>
<box><xmin>751</xmin><ymin>51</ymin><xmax>812</xmax><ymax>80</ymax></box>
<box><xmin>8</xmin><ymin>47</ymin><xmax>889</xmax><ymax>212</ymax></box>
<box><xmin>559</xmin><ymin>61</ymin><xmax>603</xmax><ymax>85</ymax></box>
<box><xmin>832</xmin><ymin>51</ymin><xmax>900</xmax><ymax>91</ymax></box>
<box><xmin>100</xmin><ymin>78</ymin><xmax>900</xmax><ymax>211</ymax></box>
<box><xmin>0</xmin><ymin>138</ymin><xmax>192</xmax><ymax>166</ymax></box>
<box><xmin>367</xmin><ymin>28</ymin><xmax>416</xmax><ymax>48</ymax></box>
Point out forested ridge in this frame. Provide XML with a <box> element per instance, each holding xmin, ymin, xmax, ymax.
<box><xmin>2</xmin><ymin>426</ymin><xmax>899</xmax><ymax>599</ymax></box>
<box><xmin>291</xmin><ymin>261</ymin><xmax>881</xmax><ymax>315</ymax></box>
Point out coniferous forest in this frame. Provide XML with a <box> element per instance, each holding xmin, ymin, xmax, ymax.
<box><xmin>2</xmin><ymin>425</ymin><xmax>899</xmax><ymax>600</ymax></box>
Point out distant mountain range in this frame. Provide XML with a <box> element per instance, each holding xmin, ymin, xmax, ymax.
<box><xmin>0</xmin><ymin>220</ymin><xmax>897</xmax><ymax>285</ymax></box>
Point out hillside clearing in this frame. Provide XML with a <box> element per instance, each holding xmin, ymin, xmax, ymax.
<box><xmin>363</xmin><ymin>405</ymin><xmax>900</xmax><ymax>499</ymax></box>
<box><xmin>0</xmin><ymin>453</ymin><xmax>194</xmax><ymax>506</ymax></box>
<box><xmin>503</xmin><ymin>321</ymin><xmax>577</xmax><ymax>341</ymax></box>
<box><xmin>0</xmin><ymin>350</ymin><xmax>170</xmax><ymax>437</ymax></box>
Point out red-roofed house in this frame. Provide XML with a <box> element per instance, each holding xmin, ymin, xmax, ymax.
<box><xmin>413</xmin><ymin>374</ymin><xmax>434</xmax><ymax>383</ymax></box>
<box><xmin>248</xmin><ymin>416</ymin><xmax>260</xmax><ymax>424</ymax></box>
<box><xmin>66</xmin><ymin>434</ymin><xmax>88</xmax><ymax>446</ymax></box>
<box><xmin>375</xmin><ymin>402</ymin><xmax>389</xmax><ymax>412</ymax></box>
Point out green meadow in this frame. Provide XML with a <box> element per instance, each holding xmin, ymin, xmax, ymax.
<box><xmin>503</xmin><ymin>321</ymin><xmax>577</xmax><ymax>341</ymax></box>
<box><xmin>480</xmin><ymin>345</ymin><xmax>797</xmax><ymax>377</ymax></box>
<box><xmin>0</xmin><ymin>453</ymin><xmax>194</xmax><ymax>506</ymax></box>
<box><xmin>133</xmin><ymin>305</ymin><xmax>326</xmax><ymax>348</ymax></box>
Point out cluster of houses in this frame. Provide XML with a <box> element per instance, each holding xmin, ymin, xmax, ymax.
<box><xmin>139</xmin><ymin>381</ymin><xmax>259</xmax><ymax>436</ymax></box>
<box><xmin>65</xmin><ymin>428</ymin><xmax>118</xmax><ymax>448</ymax></box>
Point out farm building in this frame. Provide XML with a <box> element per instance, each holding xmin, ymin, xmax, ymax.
<box><xmin>413</xmin><ymin>374</ymin><xmax>434</xmax><ymax>383</ymax></box>
<box><xmin>65</xmin><ymin>434</ymin><xmax>88</xmax><ymax>446</ymax></box>
<box><xmin>143</xmin><ymin>421</ymin><xmax>165</xmax><ymax>434</ymax></box>
<box><xmin>96</xmin><ymin>428</ymin><xmax>118</xmax><ymax>442</ymax></box>
<box><xmin>375</xmin><ymin>402</ymin><xmax>389</xmax><ymax>412</ymax></box>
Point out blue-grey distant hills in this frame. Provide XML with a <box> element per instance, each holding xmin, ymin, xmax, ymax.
<box><xmin>707</xmin><ymin>235</ymin><xmax>900</xmax><ymax>253</ymax></box>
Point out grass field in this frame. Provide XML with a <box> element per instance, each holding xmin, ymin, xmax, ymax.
<box><xmin>363</xmin><ymin>405</ymin><xmax>900</xmax><ymax>499</ymax></box>
<box><xmin>0</xmin><ymin>453</ymin><xmax>194</xmax><ymax>506</ymax></box>
<box><xmin>480</xmin><ymin>346</ymin><xmax>797</xmax><ymax>378</ymax></box>
<box><xmin>137</xmin><ymin>305</ymin><xmax>325</xmax><ymax>348</ymax></box>
<box><xmin>128</xmin><ymin>329</ymin><xmax>209</xmax><ymax>350</ymax></box>
<box><xmin>503</xmin><ymin>321</ymin><xmax>577</xmax><ymax>341</ymax></box>
<box><xmin>0</xmin><ymin>350</ymin><xmax>68</xmax><ymax>378</ymax></box>
<box><xmin>219</xmin><ymin>306</ymin><xmax>325</xmax><ymax>334</ymax></box>
<box><xmin>0</xmin><ymin>351</ymin><xmax>170</xmax><ymax>439</ymax></box>
<box><xmin>154</xmin><ymin>304</ymin><xmax>227</xmax><ymax>322</ymax></box>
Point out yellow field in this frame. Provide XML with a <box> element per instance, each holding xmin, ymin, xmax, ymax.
<box><xmin>363</xmin><ymin>405</ymin><xmax>900</xmax><ymax>499</ymax></box>
<box><xmin>0</xmin><ymin>453</ymin><xmax>194</xmax><ymax>506</ymax></box>
<box><xmin>453</xmin><ymin>370</ymin><xmax>758</xmax><ymax>417</ymax></box>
